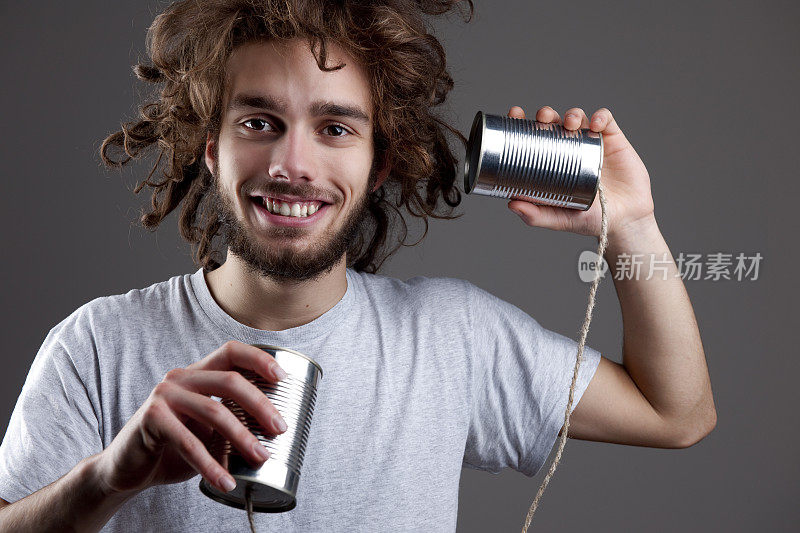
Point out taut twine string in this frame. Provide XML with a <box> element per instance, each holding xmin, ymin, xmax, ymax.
<box><xmin>521</xmin><ymin>181</ymin><xmax>609</xmax><ymax>532</ymax></box>
<box><xmin>246</xmin><ymin>484</ymin><xmax>257</xmax><ymax>533</ymax></box>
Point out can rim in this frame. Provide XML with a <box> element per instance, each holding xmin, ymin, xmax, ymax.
<box><xmin>582</xmin><ymin>131</ymin><xmax>603</xmax><ymax>211</ymax></box>
<box><xmin>463</xmin><ymin>111</ymin><xmax>485</xmax><ymax>194</ymax></box>
<box><xmin>251</xmin><ymin>344</ymin><xmax>323</xmax><ymax>377</ymax></box>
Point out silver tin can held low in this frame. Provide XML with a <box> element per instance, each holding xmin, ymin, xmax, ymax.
<box><xmin>200</xmin><ymin>344</ymin><xmax>323</xmax><ymax>513</ymax></box>
<box><xmin>463</xmin><ymin>111</ymin><xmax>603</xmax><ymax>210</ymax></box>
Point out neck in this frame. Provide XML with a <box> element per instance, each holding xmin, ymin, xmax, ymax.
<box><xmin>204</xmin><ymin>251</ymin><xmax>348</xmax><ymax>331</ymax></box>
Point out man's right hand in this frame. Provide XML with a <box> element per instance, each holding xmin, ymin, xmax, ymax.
<box><xmin>93</xmin><ymin>341</ymin><xmax>288</xmax><ymax>497</ymax></box>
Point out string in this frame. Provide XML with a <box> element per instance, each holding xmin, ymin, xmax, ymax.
<box><xmin>521</xmin><ymin>180</ymin><xmax>609</xmax><ymax>532</ymax></box>
<box><xmin>245</xmin><ymin>484</ymin><xmax>257</xmax><ymax>533</ymax></box>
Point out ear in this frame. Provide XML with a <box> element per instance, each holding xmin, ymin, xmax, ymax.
<box><xmin>204</xmin><ymin>131</ymin><xmax>216</xmax><ymax>176</ymax></box>
<box><xmin>371</xmin><ymin>155</ymin><xmax>391</xmax><ymax>192</ymax></box>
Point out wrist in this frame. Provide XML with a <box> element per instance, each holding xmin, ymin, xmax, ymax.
<box><xmin>605</xmin><ymin>213</ymin><xmax>661</xmax><ymax>256</ymax></box>
<box><xmin>80</xmin><ymin>453</ymin><xmax>140</xmax><ymax>503</ymax></box>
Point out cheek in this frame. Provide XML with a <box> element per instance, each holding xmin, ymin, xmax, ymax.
<box><xmin>218</xmin><ymin>140</ymin><xmax>260</xmax><ymax>182</ymax></box>
<box><xmin>334</xmin><ymin>153</ymin><xmax>374</xmax><ymax>193</ymax></box>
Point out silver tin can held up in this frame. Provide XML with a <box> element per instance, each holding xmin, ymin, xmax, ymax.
<box><xmin>200</xmin><ymin>344</ymin><xmax>323</xmax><ymax>513</ymax></box>
<box><xmin>463</xmin><ymin>111</ymin><xmax>603</xmax><ymax>210</ymax></box>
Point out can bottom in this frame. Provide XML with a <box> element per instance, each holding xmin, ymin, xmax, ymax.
<box><xmin>199</xmin><ymin>453</ymin><xmax>300</xmax><ymax>513</ymax></box>
<box><xmin>199</xmin><ymin>476</ymin><xmax>296</xmax><ymax>513</ymax></box>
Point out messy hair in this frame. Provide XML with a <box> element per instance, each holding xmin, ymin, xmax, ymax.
<box><xmin>100</xmin><ymin>0</ymin><xmax>473</xmax><ymax>273</ymax></box>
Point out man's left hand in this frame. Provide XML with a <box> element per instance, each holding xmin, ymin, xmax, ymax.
<box><xmin>506</xmin><ymin>105</ymin><xmax>655</xmax><ymax>241</ymax></box>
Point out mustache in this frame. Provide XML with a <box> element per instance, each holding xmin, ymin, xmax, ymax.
<box><xmin>243</xmin><ymin>180</ymin><xmax>340</xmax><ymax>204</ymax></box>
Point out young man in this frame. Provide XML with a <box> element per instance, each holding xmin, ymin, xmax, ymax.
<box><xmin>0</xmin><ymin>1</ymin><xmax>716</xmax><ymax>531</ymax></box>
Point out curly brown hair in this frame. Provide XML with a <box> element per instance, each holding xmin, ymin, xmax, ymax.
<box><xmin>100</xmin><ymin>0</ymin><xmax>474</xmax><ymax>273</ymax></box>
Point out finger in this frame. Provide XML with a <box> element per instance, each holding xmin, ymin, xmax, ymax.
<box><xmin>508</xmin><ymin>199</ymin><xmax>582</xmax><ymax>233</ymax></box>
<box><xmin>148</xmin><ymin>403</ymin><xmax>238</xmax><ymax>493</ymax></box>
<box><xmin>589</xmin><ymin>107</ymin><xmax>622</xmax><ymax>135</ymax></box>
<box><xmin>508</xmin><ymin>106</ymin><xmax>526</xmax><ymax>119</ymax></box>
<box><xmin>563</xmin><ymin>107</ymin><xmax>590</xmax><ymax>131</ymax></box>
<box><xmin>156</xmin><ymin>381</ymin><xmax>274</xmax><ymax>466</ymax></box>
<box><xmin>189</xmin><ymin>340</ymin><xmax>288</xmax><ymax>383</ymax></box>
<box><xmin>535</xmin><ymin>106</ymin><xmax>561</xmax><ymax>124</ymax></box>
<box><xmin>163</xmin><ymin>368</ymin><xmax>287</xmax><ymax>435</ymax></box>
<box><xmin>184</xmin><ymin>416</ymin><xmax>214</xmax><ymax>443</ymax></box>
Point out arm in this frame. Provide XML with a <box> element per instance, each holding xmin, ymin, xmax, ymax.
<box><xmin>507</xmin><ymin>104</ymin><xmax>716</xmax><ymax>449</ymax></box>
<box><xmin>0</xmin><ymin>341</ymin><xmax>287</xmax><ymax>530</ymax></box>
<box><xmin>566</xmin><ymin>215</ymin><xmax>716</xmax><ymax>448</ymax></box>
<box><xmin>0</xmin><ymin>454</ymin><xmax>137</xmax><ymax>533</ymax></box>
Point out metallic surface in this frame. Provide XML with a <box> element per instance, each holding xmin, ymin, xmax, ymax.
<box><xmin>200</xmin><ymin>344</ymin><xmax>322</xmax><ymax>513</ymax></box>
<box><xmin>464</xmin><ymin>111</ymin><xmax>603</xmax><ymax>210</ymax></box>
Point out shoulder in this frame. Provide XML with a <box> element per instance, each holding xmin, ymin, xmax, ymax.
<box><xmin>349</xmin><ymin>269</ymin><xmax>478</xmax><ymax>302</ymax></box>
<box><xmin>45</xmin><ymin>272</ymin><xmax>191</xmax><ymax>349</ymax></box>
<box><xmin>347</xmin><ymin>269</ymin><xmax>505</xmax><ymax>321</ymax></box>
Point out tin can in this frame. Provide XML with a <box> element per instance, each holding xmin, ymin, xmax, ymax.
<box><xmin>464</xmin><ymin>111</ymin><xmax>603</xmax><ymax>210</ymax></box>
<box><xmin>199</xmin><ymin>344</ymin><xmax>323</xmax><ymax>513</ymax></box>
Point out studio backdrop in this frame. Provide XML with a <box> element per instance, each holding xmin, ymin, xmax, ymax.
<box><xmin>0</xmin><ymin>1</ymin><xmax>795</xmax><ymax>531</ymax></box>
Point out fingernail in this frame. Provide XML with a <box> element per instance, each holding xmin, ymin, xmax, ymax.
<box><xmin>219</xmin><ymin>474</ymin><xmax>236</xmax><ymax>492</ymax></box>
<box><xmin>274</xmin><ymin>366</ymin><xmax>288</xmax><ymax>381</ymax></box>
<box><xmin>276</xmin><ymin>417</ymin><xmax>288</xmax><ymax>432</ymax></box>
<box><xmin>253</xmin><ymin>442</ymin><xmax>270</xmax><ymax>461</ymax></box>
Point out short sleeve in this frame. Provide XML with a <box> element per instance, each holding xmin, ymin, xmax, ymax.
<box><xmin>462</xmin><ymin>282</ymin><xmax>601</xmax><ymax>478</ymax></box>
<box><xmin>0</xmin><ymin>316</ymin><xmax>103</xmax><ymax>503</ymax></box>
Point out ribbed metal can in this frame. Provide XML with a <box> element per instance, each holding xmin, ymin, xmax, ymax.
<box><xmin>464</xmin><ymin>111</ymin><xmax>603</xmax><ymax>210</ymax></box>
<box><xmin>199</xmin><ymin>344</ymin><xmax>323</xmax><ymax>513</ymax></box>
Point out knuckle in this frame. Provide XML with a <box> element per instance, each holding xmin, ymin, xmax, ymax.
<box><xmin>152</xmin><ymin>381</ymin><xmax>173</xmax><ymax>398</ymax></box>
<box><xmin>220</xmin><ymin>340</ymin><xmax>238</xmax><ymax>355</ymax></box>
<box><xmin>222</xmin><ymin>370</ymin><xmax>242</xmax><ymax>388</ymax></box>
<box><xmin>163</xmin><ymin>368</ymin><xmax>185</xmax><ymax>382</ymax></box>
<box><xmin>142</xmin><ymin>400</ymin><xmax>167</xmax><ymax>423</ymax></box>
<box><xmin>208</xmin><ymin>400</ymin><xmax>229</xmax><ymax>420</ymax></box>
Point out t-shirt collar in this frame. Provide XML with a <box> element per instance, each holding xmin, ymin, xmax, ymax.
<box><xmin>188</xmin><ymin>266</ymin><xmax>357</xmax><ymax>345</ymax></box>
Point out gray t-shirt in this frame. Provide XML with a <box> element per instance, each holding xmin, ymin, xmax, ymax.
<box><xmin>0</xmin><ymin>268</ymin><xmax>600</xmax><ymax>532</ymax></box>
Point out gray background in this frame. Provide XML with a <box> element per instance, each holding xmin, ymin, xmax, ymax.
<box><xmin>1</xmin><ymin>1</ymin><xmax>796</xmax><ymax>531</ymax></box>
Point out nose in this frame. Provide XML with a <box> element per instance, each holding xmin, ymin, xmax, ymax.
<box><xmin>268</xmin><ymin>128</ymin><xmax>316</xmax><ymax>183</ymax></box>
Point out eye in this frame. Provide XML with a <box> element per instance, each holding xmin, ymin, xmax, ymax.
<box><xmin>242</xmin><ymin>118</ymin><xmax>276</xmax><ymax>132</ymax></box>
<box><xmin>321</xmin><ymin>124</ymin><xmax>351</xmax><ymax>137</ymax></box>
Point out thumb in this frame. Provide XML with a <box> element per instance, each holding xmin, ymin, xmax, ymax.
<box><xmin>508</xmin><ymin>200</ymin><xmax>578</xmax><ymax>232</ymax></box>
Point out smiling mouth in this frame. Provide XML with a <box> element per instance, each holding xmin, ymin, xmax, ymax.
<box><xmin>251</xmin><ymin>196</ymin><xmax>329</xmax><ymax>218</ymax></box>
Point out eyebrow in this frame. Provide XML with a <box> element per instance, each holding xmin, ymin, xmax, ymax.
<box><xmin>227</xmin><ymin>93</ymin><xmax>371</xmax><ymax>125</ymax></box>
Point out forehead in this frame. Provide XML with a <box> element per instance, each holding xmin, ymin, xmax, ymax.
<box><xmin>223</xmin><ymin>39</ymin><xmax>372</xmax><ymax>119</ymax></box>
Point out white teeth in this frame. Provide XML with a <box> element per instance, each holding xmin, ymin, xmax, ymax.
<box><xmin>261</xmin><ymin>197</ymin><xmax>323</xmax><ymax>218</ymax></box>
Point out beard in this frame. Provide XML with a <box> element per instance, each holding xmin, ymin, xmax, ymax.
<box><xmin>205</xmin><ymin>162</ymin><xmax>376</xmax><ymax>283</ymax></box>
